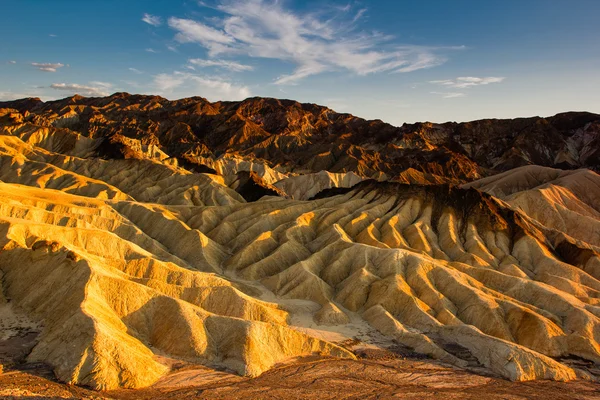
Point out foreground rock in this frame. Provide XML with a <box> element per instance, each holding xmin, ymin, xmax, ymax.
<box><xmin>1</xmin><ymin>354</ymin><xmax>599</xmax><ymax>399</ymax></box>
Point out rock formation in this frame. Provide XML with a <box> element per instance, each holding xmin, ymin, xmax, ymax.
<box><xmin>1</xmin><ymin>93</ymin><xmax>598</xmax><ymax>187</ymax></box>
<box><xmin>0</xmin><ymin>97</ymin><xmax>599</xmax><ymax>390</ymax></box>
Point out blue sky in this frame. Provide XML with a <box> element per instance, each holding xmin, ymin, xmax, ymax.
<box><xmin>1</xmin><ymin>0</ymin><xmax>599</xmax><ymax>125</ymax></box>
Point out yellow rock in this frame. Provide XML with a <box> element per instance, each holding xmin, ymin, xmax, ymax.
<box><xmin>0</xmin><ymin>124</ymin><xmax>599</xmax><ymax>388</ymax></box>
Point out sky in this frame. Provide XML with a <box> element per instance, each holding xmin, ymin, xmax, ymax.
<box><xmin>1</xmin><ymin>0</ymin><xmax>599</xmax><ymax>125</ymax></box>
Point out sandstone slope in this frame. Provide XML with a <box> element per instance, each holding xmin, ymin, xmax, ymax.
<box><xmin>0</xmin><ymin>100</ymin><xmax>599</xmax><ymax>390</ymax></box>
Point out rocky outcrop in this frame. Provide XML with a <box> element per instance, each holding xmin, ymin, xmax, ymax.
<box><xmin>229</xmin><ymin>170</ymin><xmax>287</xmax><ymax>201</ymax></box>
<box><xmin>463</xmin><ymin>166</ymin><xmax>600</xmax><ymax>248</ymax></box>
<box><xmin>0</xmin><ymin>97</ymin><xmax>600</xmax><ymax>390</ymax></box>
<box><xmin>2</xmin><ymin>95</ymin><xmax>598</xmax><ymax>186</ymax></box>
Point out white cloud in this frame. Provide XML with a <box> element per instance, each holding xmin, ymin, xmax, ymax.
<box><xmin>129</xmin><ymin>67</ymin><xmax>144</xmax><ymax>74</ymax></box>
<box><xmin>142</xmin><ymin>13</ymin><xmax>162</xmax><ymax>27</ymax></box>
<box><xmin>431</xmin><ymin>91</ymin><xmax>466</xmax><ymax>99</ymax></box>
<box><xmin>146</xmin><ymin>48</ymin><xmax>158</xmax><ymax>53</ymax></box>
<box><xmin>169</xmin><ymin>17</ymin><xmax>234</xmax><ymax>49</ymax></box>
<box><xmin>188</xmin><ymin>58</ymin><xmax>253</xmax><ymax>72</ymax></box>
<box><xmin>153</xmin><ymin>71</ymin><xmax>250</xmax><ymax>101</ymax></box>
<box><xmin>167</xmin><ymin>0</ymin><xmax>460</xmax><ymax>84</ymax></box>
<box><xmin>352</xmin><ymin>8</ymin><xmax>368</xmax><ymax>23</ymax></box>
<box><xmin>89</xmin><ymin>81</ymin><xmax>113</xmax><ymax>89</ymax></box>
<box><xmin>50</xmin><ymin>82</ymin><xmax>113</xmax><ymax>96</ymax></box>
<box><xmin>430</xmin><ymin>76</ymin><xmax>505</xmax><ymax>89</ymax></box>
<box><xmin>49</xmin><ymin>34</ymin><xmax>57</xmax><ymax>37</ymax></box>
<box><xmin>154</xmin><ymin>73</ymin><xmax>186</xmax><ymax>92</ymax></box>
<box><xmin>7</xmin><ymin>60</ymin><xmax>16</xmax><ymax>64</ymax></box>
<box><xmin>31</xmin><ymin>62</ymin><xmax>64</xmax><ymax>72</ymax></box>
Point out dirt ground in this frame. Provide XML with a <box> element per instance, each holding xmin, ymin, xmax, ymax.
<box><xmin>1</xmin><ymin>349</ymin><xmax>600</xmax><ymax>400</ymax></box>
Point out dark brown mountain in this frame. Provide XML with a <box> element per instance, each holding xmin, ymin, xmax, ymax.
<box><xmin>1</xmin><ymin>93</ymin><xmax>598</xmax><ymax>184</ymax></box>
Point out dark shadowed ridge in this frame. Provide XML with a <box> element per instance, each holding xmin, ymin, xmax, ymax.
<box><xmin>1</xmin><ymin>93</ymin><xmax>598</xmax><ymax>184</ymax></box>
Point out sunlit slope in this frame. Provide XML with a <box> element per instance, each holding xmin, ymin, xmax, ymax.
<box><xmin>0</xmin><ymin>121</ymin><xmax>243</xmax><ymax>206</ymax></box>
<box><xmin>464</xmin><ymin>166</ymin><xmax>600</xmax><ymax>247</ymax></box>
<box><xmin>0</xmin><ymin>107</ymin><xmax>600</xmax><ymax>390</ymax></box>
<box><xmin>0</xmin><ymin>183</ymin><xmax>353</xmax><ymax>389</ymax></box>
<box><xmin>193</xmin><ymin>182</ymin><xmax>599</xmax><ymax>382</ymax></box>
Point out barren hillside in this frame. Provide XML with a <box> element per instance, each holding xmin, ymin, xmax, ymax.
<box><xmin>0</xmin><ymin>97</ymin><xmax>599</xmax><ymax>395</ymax></box>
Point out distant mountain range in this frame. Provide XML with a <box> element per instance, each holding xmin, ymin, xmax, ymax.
<box><xmin>2</xmin><ymin>93</ymin><xmax>598</xmax><ymax>187</ymax></box>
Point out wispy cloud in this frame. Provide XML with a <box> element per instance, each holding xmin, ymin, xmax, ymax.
<box><xmin>49</xmin><ymin>34</ymin><xmax>57</xmax><ymax>37</ymax></box>
<box><xmin>31</xmin><ymin>62</ymin><xmax>64</xmax><ymax>72</ymax></box>
<box><xmin>430</xmin><ymin>76</ymin><xmax>505</xmax><ymax>89</ymax></box>
<box><xmin>431</xmin><ymin>91</ymin><xmax>466</xmax><ymax>99</ymax></box>
<box><xmin>146</xmin><ymin>48</ymin><xmax>158</xmax><ymax>53</ymax></box>
<box><xmin>188</xmin><ymin>58</ymin><xmax>253</xmax><ymax>72</ymax></box>
<box><xmin>169</xmin><ymin>17</ymin><xmax>234</xmax><ymax>49</ymax></box>
<box><xmin>351</xmin><ymin>8</ymin><xmax>368</xmax><ymax>23</ymax></box>
<box><xmin>50</xmin><ymin>82</ymin><xmax>113</xmax><ymax>96</ymax></box>
<box><xmin>7</xmin><ymin>60</ymin><xmax>16</xmax><ymax>64</ymax></box>
<box><xmin>154</xmin><ymin>73</ymin><xmax>185</xmax><ymax>92</ymax></box>
<box><xmin>129</xmin><ymin>67</ymin><xmax>144</xmax><ymax>74</ymax></box>
<box><xmin>167</xmin><ymin>0</ymin><xmax>461</xmax><ymax>84</ymax></box>
<box><xmin>142</xmin><ymin>13</ymin><xmax>162</xmax><ymax>27</ymax></box>
<box><xmin>153</xmin><ymin>71</ymin><xmax>250</xmax><ymax>101</ymax></box>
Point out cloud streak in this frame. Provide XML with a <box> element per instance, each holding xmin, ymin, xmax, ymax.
<box><xmin>142</xmin><ymin>13</ymin><xmax>162</xmax><ymax>27</ymax></box>
<box><xmin>31</xmin><ymin>62</ymin><xmax>64</xmax><ymax>72</ymax></box>
<box><xmin>188</xmin><ymin>58</ymin><xmax>253</xmax><ymax>72</ymax></box>
<box><xmin>430</xmin><ymin>91</ymin><xmax>466</xmax><ymax>99</ymax></box>
<box><xmin>167</xmin><ymin>0</ymin><xmax>461</xmax><ymax>84</ymax></box>
<box><xmin>50</xmin><ymin>82</ymin><xmax>113</xmax><ymax>96</ymax></box>
<box><xmin>430</xmin><ymin>76</ymin><xmax>505</xmax><ymax>89</ymax></box>
<box><xmin>153</xmin><ymin>71</ymin><xmax>250</xmax><ymax>101</ymax></box>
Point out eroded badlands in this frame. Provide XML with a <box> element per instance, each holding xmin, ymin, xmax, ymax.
<box><xmin>0</xmin><ymin>101</ymin><xmax>599</xmax><ymax>391</ymax></box>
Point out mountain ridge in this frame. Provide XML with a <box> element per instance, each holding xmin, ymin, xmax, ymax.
<box><xmin>2</xmin><ymin>93</ymin><xmax>598</xmax><ymax>187</ymax></box>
